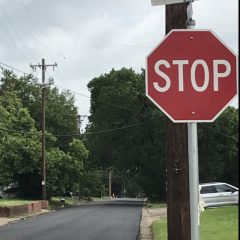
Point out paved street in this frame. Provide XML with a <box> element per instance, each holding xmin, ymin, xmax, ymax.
<box><xmin>0</xmin><ymin>198</ymin><xmax>144</xmax><ymax>240</ymax></box>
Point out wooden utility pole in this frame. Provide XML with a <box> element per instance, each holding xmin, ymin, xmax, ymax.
<box><xmin>30</xmin><ymin>59</ymin><xmax>57</xmax><ymax>200</ymax></box>
<box><xmin>165</xmin><ymin>3</ymin><xmax>191</xmax><ymax>240</ymax></box>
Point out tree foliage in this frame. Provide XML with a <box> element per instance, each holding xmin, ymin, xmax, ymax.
<box><xmin>0</xmin><ymin>69</ymin><xmax>88</xmax><ymax>199</ymax></box>
<box><xmin>86</xmin><ymin>68</ymin><xmax>239</xmax><ymax>200</ymax></box>
<box><xmin>0</xmin><ymin>70</ymin><xmax>79</xmax><ymax>151</ymax></box>
<box><xmin>0</xmin><ymin>67</ymin><xmax>238</xmax><ymax>201</ymax></box>
<box><xmin>86</xmin><ymin>68</ymin><xmax>167</xmax><ymax>199</ymax></box>
<box><xmin>198</xmin><ymin>107</ymin><xmax>238</xmax><ymax>186</ymax></box>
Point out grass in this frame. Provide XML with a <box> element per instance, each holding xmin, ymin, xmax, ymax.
<box><xmin>152</xmin><ymin>217</ymin><xmax>168</xmax><ymax>240</ymax></box>
<box><xmin>151</xmin><ymin>205</ymin><xmax>238</xmax><ymax>240</ymax></box>
<box><xmin>0</xmin><ymin>196</ymin><xmax>111</xmax><ymax>209</ymax></box>
<box><xmin>92</xmin><ymin>196</ymin><xmax>112</xmax><ymax>201</ymax></box>
<box><xmin>49</xmin><ymin>196</ymin><xmax>112</xmax><ymax>210</ymax></box>
<box><xmin>147</xmin><ymin>202</ymin><xmax>167</xmax><ymax>209</ymax></box>
<box><xmin>200</xmin><ymin>206</ymin><xmax>238</xmax><ymax>240</ymax></box>
<box><xmin>0</xmin><ymin>199</ymin><xmax>34</xmax><ymax>206</ymax></box>
<box><xmin>49</xmin><ymin>196</ymin><xmax>83</xmax><ymax>209</ymax></box>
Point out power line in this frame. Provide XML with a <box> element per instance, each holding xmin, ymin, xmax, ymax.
<box><xmin>55</xmin><ymin>84</ymin><xmax>90</xmax><ymax>98</ymax></box>
<box><xmin>69</xmin><ymin>116</ymin><xmax>161</xmax><ymax>136</ymax></box>
<box><xmin>201</xmin><ymin>124</ymin><xmax>238</xmax><ymax>142</ymax></box>
<box><xmin>0</xmin><ymin>62</ymin><xmax>238</xmax><ymax>125</ymax></box>
<box><xmin>1</xmin><ymin>4</ymin><xmax>37</xmax><ymax>61</ymax></box>
<box><xmin>20</xmin><ymin>0</ymin><xmax>67</xmax><ymax>65</ymax></box>
<box><xmin>26</xmin><ymin>6</ymin><xmax>150</xmax><ymax>49</ymax></box>
<box><xmin>0</xmin><ymin>17</ymin><xmax>29</xmax><ymax>62</ymax></box>
<box><xmin>20</xmin><ymin>0</ymin><xmax>96</xmax><ymax>73</ymax></box>
<box><xmin>0</xmin><ymin>127</ymin><xmax>38</xmax><ymax>135</ymax></box>
<box><xmin>219</xmin><ymin>116</ymin><xmax>239</xmax><ymax>125</ymax></box>
<box><xmin>21</xmin><ymin>1</ymin><xmax>88</xmax><ymax>69</ymax></box>
<box><xmin>0</xmin><ymin>116</ymin><xmax>238</xmax><ymax>142</ymax></box>
<box><xmin>0</xmin><ymin>116</ymin><xmax>160</xmax><ymax>137</ymax></box>
<box><xmin>0</xmin><ymin>61</ymin><xmax>28</xmax><ymax>75</ymax></box>
<box><xmin>55</xmin><ymin>84</ymin><xmax>140</xmax><ymax>113</ymax></box>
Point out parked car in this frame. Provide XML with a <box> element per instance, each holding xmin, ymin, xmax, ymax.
<box><xmin>199</xmin><ymin>182</ymin><xmax>238</xmax><ymax>208</ymax></box>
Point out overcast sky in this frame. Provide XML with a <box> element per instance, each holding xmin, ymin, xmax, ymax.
<box><xmin>0</xmin><ymin>0</ymin><xmax>238</xmax><ymax>130</ymax></box>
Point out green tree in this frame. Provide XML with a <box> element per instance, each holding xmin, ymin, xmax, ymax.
<box><xmin>86</xmin><ymin>67</ymin><xmax>238</xmax><ymax>200</ymax></box>
<box><xmin>198</xmin><ymin>107</ymin><xmax>238</xmax><ymax>186</ymax></box>
<box><xmin>86</xmin><ymin>68</ymin><xmax>167</xmax><ymax>199</ymax></box>
<box><xmin>0</xmin><ymin>70</ymin><xmax>79</xmax><ymax>152</ymax></box>
<box><xmin>0</xmin><ymin>69</ymin><xmax>88</xmax><ymax>198</ymax></box>
<box><xmin>0</xmin><ymin>89</ymin><xmax>42</xmax><ymax>198</ymax></box>
<box><xmin>79</xmin><ymin>169</ymin><xmax>103</xmax><ymax>198</ymax></box>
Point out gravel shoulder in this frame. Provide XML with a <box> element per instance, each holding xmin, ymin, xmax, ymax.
<box><xmin>139</xmin><ymin>207</ymin><xmax>167</xmax><ymax>240</ymax></box>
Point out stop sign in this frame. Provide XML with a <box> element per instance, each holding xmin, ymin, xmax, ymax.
<box><xmin>146</xmin><ymin>30</ymin><xmax>238</xmax><ymax>122</ymax></box>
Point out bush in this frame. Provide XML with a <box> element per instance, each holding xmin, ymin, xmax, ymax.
<box><xmin>82</xmin><ymin>188</ymin><xmax>90</xmax><ymax>198</ymax></box>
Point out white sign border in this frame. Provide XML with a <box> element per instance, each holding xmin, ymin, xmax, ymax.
<box><xmin>145</xmin><ymin>29</ymin><xmax>239</xmax><ymax>123</ymax></box>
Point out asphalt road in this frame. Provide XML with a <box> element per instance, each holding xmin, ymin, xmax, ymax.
<box><xmin>0</xmin><ymin>198</ymin><xmax>145</xmax><ymax>240</ymax></box>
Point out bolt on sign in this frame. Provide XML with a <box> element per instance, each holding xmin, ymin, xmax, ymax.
<box><xmin>146</xmin><ymin>29</ymin><xmax>238</xmax><ymax>122</ymax></box>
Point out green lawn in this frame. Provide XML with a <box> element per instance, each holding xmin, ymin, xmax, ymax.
<box><xmin>49</xmin><ymin>196</ymin><xmax>82</xmax><ymax>207</ymax></box>
<box><xmin>92</xmin><ymin>196</ymin><xmax>112</xmax><ymax>201</ymax></box>
<box><xmin>0</xmin><ymin>199</ymin><xmax>34</xmax><ymax>206</ymax></box>
<box><xmin>151</xmin><ymin>206</ymin><xmax>238</xmax><ymax>240</ymax></box>
<box><xmin>147</xmin><ymin>202</ymin><xmax>167</xmax><ymax>209</ymax></box>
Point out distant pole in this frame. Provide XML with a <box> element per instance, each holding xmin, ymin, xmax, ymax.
<box><xmin>41</xmin><ymin>58</ymin><xmax>46</xmax><ymax>200</ymax></box>
<box><xmin>30</xmin><ymin>59</ymin><xmax>57</xmax><ymax>200</ymax></box>
<box><xmin>109</xmin><ymin>169</ymin><xmax>112</xmax><ymax>197</ymax></box>
<box><xmin>165</xmin><ymin>3</ymin><xmax>191</xmax><ymax>240</ymax></box>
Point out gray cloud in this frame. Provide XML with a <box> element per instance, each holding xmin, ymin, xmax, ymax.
<box><xmin>0</xmin><ymin>0</ymin><xmax>238</xmax><ymax>130</ymax></box>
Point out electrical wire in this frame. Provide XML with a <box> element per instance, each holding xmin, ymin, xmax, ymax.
<box><xmin>0</xmin><ymin>61</ymin><xmax>28</xmax><ymax>75</ymax></box>
<box><xmin>219</xmin><ymin>116</ymin><xmax>239</xmax><ymax>125</ymax></box>
<box><xmin>0</xmin><ymin>61</ymin><xmax>139</xmax><ymax>113</ymax></box>
<box><xmin>20</xmin><ymin>0</ymin><xmax>59</xmax><ymax>62</ymax></box>
<box><xmin>54</xmin><ymin>84</ymin><xmax>90</xmax><ymax>99</ymax></box>
<box><xmin>0</xmin><ymin>127</ymin><xmax>40</xmax><ymax>136</ymax></box>
<box><xmin>1</xmin><ymin>4</ymin><xmax>37</xmax><ymax>61</ymax></box>
<box><xmin>21</xmin><ymin>0</ymin><xmax>90</xmax><ymax>70</ymax></box>
<box><xmin>0</xmin><ymin>18</ymin><xmax>29</xmax><ymax>62</ymax></box>
<box><xmin>201</xmin><ymin>124</ymin><xmax>238</xmax><ymax>142</ymax></box>
<box><xmin>1</xmin><ymin>116</ymin><xmax>238</xmax><ymax>144</ymax></box>
<box><xmin>0</xmin><ymin>61</ymin><xmax>238</xmax><ymax>128</ymax></box>
<box><xmin>54</xmin><ymin>84</ymin><xmax>140</xmax><ymax>113</ymax></box>
<box><xmin>0</xmin><ymin>116</ymin><xmax>161</xmax><ymax>137</ymax></box>
<box><xmin>26</xmin><ymin>5</ymin><xmax>151</xmax><ymax>49</ymax></box>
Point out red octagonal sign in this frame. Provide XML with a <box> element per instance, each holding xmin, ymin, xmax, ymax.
<box><xmin>146</xmin><ymin>30</ymin><xmax>238</xmax><ymax>122</ymax></box>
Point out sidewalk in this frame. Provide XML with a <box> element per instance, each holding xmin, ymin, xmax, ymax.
<box><xmin>0</xmin><ymin>209</ymin><xmax>51</xmax><ymax>227</ymax></box>
<box><xmin>139</xmin><ymin>207</ymin><xmax>167</xmax><ymax>240</ymax></box>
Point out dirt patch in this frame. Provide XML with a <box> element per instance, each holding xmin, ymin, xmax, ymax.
<box><xmin>139</xmin><ymin>207</ymin><xmax>167</xmax><ymax>240</ymax></box>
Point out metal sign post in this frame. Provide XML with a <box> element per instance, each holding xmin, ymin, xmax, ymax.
<box><xmin>188</xmin><ymin>122</ymin><xmax>199</xmax><ymax>240</ymax></box>
<box><xmin>187</xmin><ymin>0</ymin><xmax>200</xmax><ymax>240</ymax></box>
<box><xmin>187</xmin><ymin>2</ymin><xmax>199</xmax><ymax>240</ymax></box>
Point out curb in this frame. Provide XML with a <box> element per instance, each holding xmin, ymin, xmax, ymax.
<box><xmin>0</xmin><ymin>209</ymin><xmax>52</xmax><ymax>227</ymax></box>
